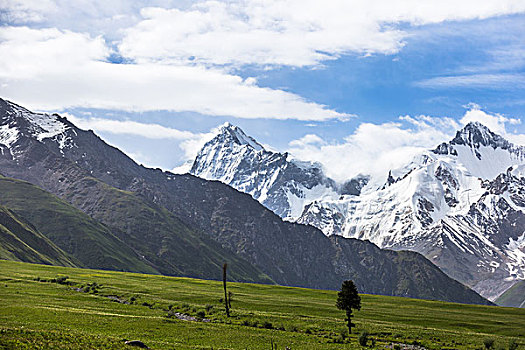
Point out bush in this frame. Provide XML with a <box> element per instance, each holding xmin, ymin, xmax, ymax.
<box><xmin>287</xmin><ymin>325</ymin><xmax>298</xmax><ymax>332</ymax></box>
<box><xmin>196</xmin><ymin>311</ymin><xmax>206</xmax><ymax>318</ymax></box>
<box><xmin>262</xmin><ymin>321</ymin><xmax>273</xmax><ymax>329</ymax></box>
<box><xmin>142</xmin><ymin>302</ymin><xmax>153</xmax><ymax>308</ymax></box>
<box><xmin>358</xmin><ymin>331</ymin><xmax>369</xmax><ymax>347</ymax></box>
<box><xmin>205</xmin><ymin>304</ymin><xmax>214</xmax><ymax>313</ymax></box>
<box><xmin>55</xmin><ymin>276</ymin><xmax>69</xmax><ymax>285</ymax></box>
<box><xmin>484</xmin><ymin>338</ymin><xmax>495</xmax><ymax>349</ymax></box>
<box><xmin>333</xmin><ymin>334</ymin><xmax>346</xmax><ymax>344</ymax></box>
<box><xmin>508</xmin><ymin>340</ymin><xmax>518</xmax><ymax>350</ymax></box>
<box><xmin>393</xmin><ymin>345</ymin><xmax>401</xmax><ymax>350</ymax></box>
<box><xmin>241</xmin><ymin>320</ymin><xmax>259</xmax><ymax>327</ymax></box>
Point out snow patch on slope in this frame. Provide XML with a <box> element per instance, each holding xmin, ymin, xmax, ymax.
<box><xmin>7</xmin><ymin>101</ymin><xmax>67</xmax><ymax>142</ymax></box>
<box><xmin>285</xmin><ymin>183</ymin><xmax>339</xmax><ymax>219</ymax></box>
<box><xmin>0</xmin><ymin>124</ymin><xmax>19</xmax><ymax>148</ymax></box>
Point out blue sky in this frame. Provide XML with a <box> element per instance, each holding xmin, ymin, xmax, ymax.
<box><xmin>1</xmin><ymin>1</ymin><xmax>524</xmax><ymax>180</ymax></box>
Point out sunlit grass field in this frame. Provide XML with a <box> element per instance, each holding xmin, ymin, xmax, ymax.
<box><xmin>0</xmin><ymin>260</ymin><xmax>523</xmax><ymax>349</ymax></box>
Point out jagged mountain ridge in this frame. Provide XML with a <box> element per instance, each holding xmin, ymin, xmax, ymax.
<box><xmin>190</xmin><ymin>121</ymin><xmax>525</xmax><ymax>302</ymax></box>
<box><xmin>190</xmin><ymin>123</ymin><xmax>343</xmax><ymax>219</ymax></box>
<box><xmin>0</xmin><ymin>98</ymin><xmax>491</xmax><ymax>304</ymax></box>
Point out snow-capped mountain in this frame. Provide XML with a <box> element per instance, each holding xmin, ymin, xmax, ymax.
<box><xmin>190</xmin><ymin>122</ymin><xmax>525</xmax><ymax>300</ymax></box>
<box><xmin>0</xmin><ymin>100</ymin><xmax>77</xmax><ymax>157</ymax></box>
<box><xmin>190</xmin><ymin>123</ymin><xmax>340</xmax><ymax>218</ymax></box>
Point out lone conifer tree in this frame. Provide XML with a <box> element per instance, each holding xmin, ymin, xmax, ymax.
<box><xmin>336</xmin><ymin>280</ymin><xmax>361</xmax><ymax>334</ymax></box>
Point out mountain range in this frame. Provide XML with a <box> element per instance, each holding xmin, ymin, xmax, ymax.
<box><xmin>0</xmin><ymin>98</ymin><xmax>495</xmax><ymax>305</ymax></box>
<box><xmin>190</xmin><ymin>122</ymin><xmax>525</xmax><ymax>303</ymax></box>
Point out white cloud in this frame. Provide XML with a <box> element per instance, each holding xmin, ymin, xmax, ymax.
<box><xmin>288</xmin><ymin>116</ymin><xmax>458</xmax><ymax>182</ymax></box>
<box><xmin>119</xmin><ymin>1</ymin><xmax>525</xmax><ymax>67</ymax></box>
<box><xmin>0</xmin><ymin>0</ymin><xmax>56</xmax><ymax>24</ymax></box>
<box><xmin>288</xmin><ymin>134</ymin><xmax>325</xmax><ymax>147</ymax></box>
<box><xmin>63</xmin><ymin>113</ymin><xmax>199</xmax><ymax>140</ymax></box>
<box><xmin>63</xmin><ymin>112</ymin><xmax>216</xmax><ymax>165</ymax></box>
<box><xmin>7</xmin><ymin>1</ymin><xmax>522</xmax><ymax>68</ymax></box>
<box><xmin>2</xmin><ymin>1</ymin><xmax>525</xmax><ymax>122</ymax></box>
<box><xmin>415</xmin><ymin>73</ymin><xmax>525</xmax><ymax>89</ymax></box>
<box><xmin>0</xmin><ymin>26</ymin><xmax>347</xmax><ymax>121</ymax></box>
<box><xmin>287</xmin><ymin>107</ymin><xmax>524</xmax><ymax>183</ymax></box>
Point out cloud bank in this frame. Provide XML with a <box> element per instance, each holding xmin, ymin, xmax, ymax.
<box><xmin>287</xmin><ymin>107</ymin><xmax>524</xmax><ymax>183</ymax></box>
<box><xmin>0</xmin><ymin>26</ymin><xmax>347</xmax><ymax>121</ymax></box>
<box><xmin>1</xmin><ymin>1</ymin><xmax>525</xmax><ymax>119</ymax></box>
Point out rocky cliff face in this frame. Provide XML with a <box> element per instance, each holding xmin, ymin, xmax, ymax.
<box><xmin>0</xmin><ymin>98</ymin><xmax>491</xmax><ymax>304</ymax></box>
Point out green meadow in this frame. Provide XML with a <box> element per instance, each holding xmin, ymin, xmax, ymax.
<box><xmin>0</xmin><ymin>260</ymin><xmax>523</xmax><ymax>349</ymax></box>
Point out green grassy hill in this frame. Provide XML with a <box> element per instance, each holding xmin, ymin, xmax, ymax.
<box><xmin>496</xmin><ymin>280</ymin><xmax>525</xmax><ymax>308</ymax></box>
<box><xmin>0</xmin><ymin>176</ymin><xmax>158</xmax><ymax>274</ymax></box>
<box><xmin>0</xmin><ymin>260</ymin><xmax>523</xmax><ymax>350</ymax></box>
<box><xmin>0</xmin><ymin>206</ymin><xmax>76</xmax><ymax>267</ymax></box>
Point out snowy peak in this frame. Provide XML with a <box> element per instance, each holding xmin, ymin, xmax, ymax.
<box><xmin>190</xmin><ymin>123</ymin><xmax>340</xmax><ymax>218</ymax></box>
<box><xmin>429</xmin><ymin>122</ymin><xmax>525</xmax><ymax>179</ymax></box>
<box><xmin>216</xmin><ymin>123</ymin><xmax>264</xmax><ymax>151</ymax></box>
<box><xmin>451</xmin><ymin>122</ymin><xmax>510</xmax><ymax>150</ymax></box>
<box><xmin>433</xmin><ymin>122</ymin><xmax>519</xmax><ymax>157</ymax></box>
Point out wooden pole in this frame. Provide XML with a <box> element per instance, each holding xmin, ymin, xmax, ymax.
<box><xmin>223</xmin><ymin>263</ymin><xmax>230</xmax><ymax>317</ymax></box>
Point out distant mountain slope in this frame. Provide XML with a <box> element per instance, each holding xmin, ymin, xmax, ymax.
<box><xmin>188</xmin><ymin>121</ymin><xmax>525</xmax><ymax>301</ymax></box>
<box><xmin>0</xmin><ymin>204</ymin><xmax>76</xmax><ymax>267</ymax></box>
<box><xmin>158</xmin><ymin>175</ymin><xmax>490</xmax><ymax>304</ymax></box>
<box><xmin>298</xmin><ymin>123</ymin><xmax>525</xmax><ymax>300</ymax></box>
<box><xmin>0</xmin><ymin>98</ymin><xmax>490</xmax><ymax>304</ymax></box>
<box><xmin>495</xmin><ymin>280</ymin><xmax>525</xmax><ymax>308</ymax></box>
<box><xmin>60</xmin><ymin>176</ymin><xmax>273</xmax><ymax>282</ymax></box>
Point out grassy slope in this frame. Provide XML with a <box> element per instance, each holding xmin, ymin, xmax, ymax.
<box><xmin>496</xmin><ymin>280</ymin><xmax>525</xmax><ymax>308</ymax></box>
<box><xmin>0</xmin><ymin>206</ymin><xmax>76</xmax><ymax>267</ymax></box>
<box><xmin>0</xmin><ymin>261</ymin><xmax>523</xmax><ymax>350</ymax></box>
<box><xmin>0</xmin><ymin>176</ymin><xmax>158</xmax><ymax>274</ymax></box>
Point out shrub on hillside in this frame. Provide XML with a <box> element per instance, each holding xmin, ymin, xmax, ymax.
<box><xmin>483</xmin><ymin>338</ymin><xmax>495</xmax><ymax>349</ymax></box>
<box><xmin>358</xmin><ymin>331</ymin><xmax>369</xmax><ymax>346</ymax></box>
<box><xmin>508</xmin><ymin>340</ymin><xmax>518</xmax><ymax>350</ymax></box>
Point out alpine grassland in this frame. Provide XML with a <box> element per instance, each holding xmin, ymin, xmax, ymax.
<box><xmin>0</xmin><ymin>260</ymin><xmax>523</xmax><ymax>349</ymax></box>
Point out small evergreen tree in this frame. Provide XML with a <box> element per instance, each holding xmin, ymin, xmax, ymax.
<box><xmin>336</xmin><ymin>280</ymin><xmax>361</xmax><ymax>334</ymax></box>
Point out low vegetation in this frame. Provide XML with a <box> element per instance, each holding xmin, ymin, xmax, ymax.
<box><xmin>0</xmin><ymin>260</ymin><xmax>523</xmax><ymax>349</ymax></box>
